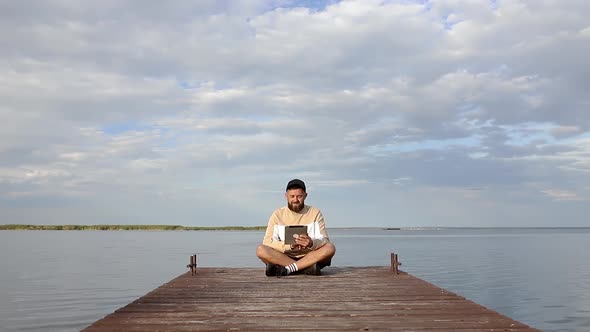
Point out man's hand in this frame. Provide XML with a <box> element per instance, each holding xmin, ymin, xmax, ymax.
<box><xmin>295</xmin><ymin>234</ymin><xmax>313</xmax><ymax>249</ymax></box>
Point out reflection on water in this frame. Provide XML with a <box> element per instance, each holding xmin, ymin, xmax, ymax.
<box><xmin>0</xmin><ymin>228</ymin><xmax>589</xmax><ymax>332</ymax></box>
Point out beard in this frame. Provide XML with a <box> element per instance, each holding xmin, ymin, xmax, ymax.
<box><xmin>288</xmin><ymin>202</ymin><xmax>304</xmax><ymax>212</ymax></box>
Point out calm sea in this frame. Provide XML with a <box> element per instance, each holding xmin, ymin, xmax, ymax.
<box><xmin>0</xmin><ymin>228</ymin><xmax>589</xmax><ymax>331</ymax></box>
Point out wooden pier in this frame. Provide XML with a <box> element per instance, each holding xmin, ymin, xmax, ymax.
<box><xmin>83</xmin><ymin>263</ymin><xmax>538</xmax><ymax>331</ymax></box>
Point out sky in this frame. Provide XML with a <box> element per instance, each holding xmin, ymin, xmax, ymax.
<box><xmin>1</xmin><ymin>0</ymin><xmax>589</xmax><ymax>228</ymax></box>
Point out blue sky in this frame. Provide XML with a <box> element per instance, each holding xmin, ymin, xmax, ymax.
<box><xmin>0</xmin><ymin>0</ymin><xmax>589</xmax><ymax>227</ymax></box>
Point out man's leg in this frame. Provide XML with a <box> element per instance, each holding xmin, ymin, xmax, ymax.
<box><xmin>294</xmin><ymin>242</ymin><xmax>336</xmax><ymax>270</ymax></box>
<box><xmin>256</xmin><ymin>245</ymin><xmax>297</xmax><ymax>266</ymax></box>
<box><xmin>257</xmin><ymin>243</ymin><xmax>336</xmax><ymax>276</ymax></box>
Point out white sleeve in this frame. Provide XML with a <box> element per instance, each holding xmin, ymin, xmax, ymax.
<box><xmin>306</xmin><ymin>222</ymin><xmax>324</xmax><ymax>240</ymax></box>
<box><xmin>273</xmin><ymin>224</ymin><xmax>286</xmax><ymax>242</ymax></box>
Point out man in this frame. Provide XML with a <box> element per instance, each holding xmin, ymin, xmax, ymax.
<box><xmin>256</xmin><ymin>179</ymin><xmax>336</xmax><ymax>277</ymax></box>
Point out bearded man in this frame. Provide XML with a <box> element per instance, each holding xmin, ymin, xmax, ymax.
<box><xmin>256</xmin><ymin>179</ymin><xmax>336</xmax><ymax>277</ymax></box>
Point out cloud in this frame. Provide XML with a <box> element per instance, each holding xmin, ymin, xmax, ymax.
<box><xmin>1</xmin><ymin>0</ymin><xmax>589</xmax><ymax>227</ymax></box>
<box><xmin>541</xmin><ymin>189</ymin><xmax>586</xmax><ymax>202</ymax></box>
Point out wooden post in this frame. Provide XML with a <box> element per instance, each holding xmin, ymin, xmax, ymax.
<box><xmin>187</xmin><ymin>254</ymin><xmax>197</xmax><ymax>275</ymax></box>
<box><xmin>390</xmin><ymin>252</ymin><xmax>401</xmax><ymax>275</ymax></box>
<box><xmin>191</xmin><ymin>255</ymin><xmax>197</xmax><ymax>275</ymax></box>
<box><xmin>194</xmin><ymin>255</ymin><xmax>197</xmax><ymax>275</ymax></box>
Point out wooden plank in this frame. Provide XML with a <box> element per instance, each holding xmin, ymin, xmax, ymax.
<box><xmin>83</xmin><ymin>267</ymin><xmax>539</xmax><ymax>331</ymax></box>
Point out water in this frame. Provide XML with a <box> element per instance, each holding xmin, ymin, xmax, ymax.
<box><xmin>0</xmin><ymin>228</ymin><xmax>589</xmax><ymax>331</ymax></box>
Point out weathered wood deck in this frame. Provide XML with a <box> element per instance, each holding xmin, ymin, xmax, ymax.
<box><xmin>83</xmin><ymin>267</ymin><xmax>538</xmax><ymax>331</ymax></box>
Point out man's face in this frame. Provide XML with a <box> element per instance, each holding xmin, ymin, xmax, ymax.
<box><xmin>285</xmin><ymin>188</ymin><xmax>307</xmax><ymax>212</ymax></box>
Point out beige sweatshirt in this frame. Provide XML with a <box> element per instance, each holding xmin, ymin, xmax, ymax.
<box><xmin>262</xmin><ymin>205</ymin><xmax>330</xmax><ymax>254</ymax></box>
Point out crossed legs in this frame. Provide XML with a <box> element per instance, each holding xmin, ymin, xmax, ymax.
<box><xmin>256</xmin><ymin>242</ymin><xmax>336</xmax><ymax>270</ymax></box>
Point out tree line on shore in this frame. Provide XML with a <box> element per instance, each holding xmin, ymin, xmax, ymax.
<box><xmin>0</xmin><ymin>224</ymin><xmax>266</xmax><ymax>231</ymax></box>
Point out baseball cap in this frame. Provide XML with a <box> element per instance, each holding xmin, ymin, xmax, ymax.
<box><xmin>286</xmin><ymin>179</ymin><xmax>306</xmax><ymax>192</ymax></box>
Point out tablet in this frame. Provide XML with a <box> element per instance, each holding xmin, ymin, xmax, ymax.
<box><xmin>284</xmin><ymin>225</ymin><xmax>308</xmax><ymax>245</ymax></box>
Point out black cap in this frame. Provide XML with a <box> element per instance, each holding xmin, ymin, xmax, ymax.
<box><xmin>286</xmin><ymin>179</ymin><xmax>306</xmax><ymax>192</ymax></box>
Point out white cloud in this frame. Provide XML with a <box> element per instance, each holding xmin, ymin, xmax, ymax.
<box><xmin>0</xmin><ymin>0</ymin><xmax>589</xmax><ymax>227</ymax></box>
<box><xmin>551</xmin><ymin>125</ymin><xmax>582</xmax><ymax>138</ymax></box>
<box><xmin>541</xmin><ymin>189</ymin><xmax>585</xmax><ymax>201</ymax></box>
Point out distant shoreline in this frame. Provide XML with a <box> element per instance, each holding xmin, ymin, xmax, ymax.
<box><xmin>0</xmin><ymin>225</ymin><xmax>588</xmax><ymax>231</ymax></box>
<box><xmin>0</xmin><ymin>224</ymin><xmax>267</xmax><ymax>231</ymax></box>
